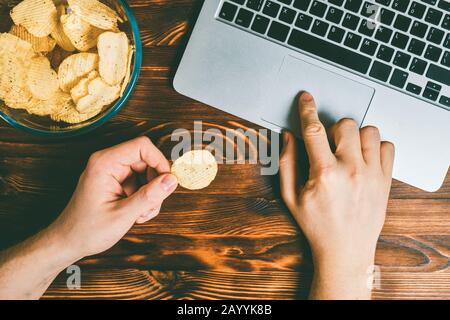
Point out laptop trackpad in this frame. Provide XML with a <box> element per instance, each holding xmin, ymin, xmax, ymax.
<box><xmin>261</xmin><ymin>55</ymin><xmax>375</xmax><ymax>135</ymax></box>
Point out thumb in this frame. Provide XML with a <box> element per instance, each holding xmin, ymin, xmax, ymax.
<box><xmin>118</xmin><ymin>174</ymin><xmax>178</xmax><ymax>217</ymax></box>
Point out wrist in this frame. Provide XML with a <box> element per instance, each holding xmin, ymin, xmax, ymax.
<box><xmin>43</xmin><ymin>224</ymin><xmax>84</xmax><ymax>268</ymax></box>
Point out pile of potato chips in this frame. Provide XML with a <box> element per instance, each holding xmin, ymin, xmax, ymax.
<box><xmin>0</xmin><ymin>0</ymin><xmax>134</xmax><ymax>124</ymax></box>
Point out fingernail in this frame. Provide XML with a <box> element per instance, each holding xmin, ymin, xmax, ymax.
<box><xmin>301</xmin><ymin>92</ymin><xmax>313</xmax><ymax>102</ymax></box>
<box><xmin>161</xmin><ymin>174</ymin><xmax>178</xmax><ymax>192</ymax></box>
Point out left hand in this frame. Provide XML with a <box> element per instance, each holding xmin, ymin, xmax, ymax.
<box><xmin>48</xmin><ymin>136</ymin><xmax>178</xmax><ymax>261</ymax></box>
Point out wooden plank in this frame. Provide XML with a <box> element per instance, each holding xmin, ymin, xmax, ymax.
<box><xmin>43</xmin><ymin>268</ymin><xmax>449</xmax><ymax>300</ymax></box>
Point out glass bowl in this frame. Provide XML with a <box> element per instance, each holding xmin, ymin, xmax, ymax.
<box><xmin>0</xmin><ymin>0</ymin><xmax>142</xmax><ymax>137</ymax></box>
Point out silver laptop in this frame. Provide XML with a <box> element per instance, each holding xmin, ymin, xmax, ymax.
<box><xmin>174</xmin><ymin>0</ymin><xmax>450</xmax><ymax>192</ymax></box>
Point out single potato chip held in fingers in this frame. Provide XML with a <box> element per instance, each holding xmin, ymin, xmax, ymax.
<box><xmin>171</xmin><ymin>150</ymin><xmax>218</xmax><ymax>190</ymax></box>
<box><xmin>76</xmin><ymin>77</ymin><xmax>120</xmax><ymax>113</ymax></box>
<box><xmin>67</xmin><ymin>0</ymin><xmax>119</xmax><ymax>31</ymax></box>
<box><xmin>98</xmin><ymin>32</ymin><xmax>129</xmax><ymax>86</ymax></box>
<box><xmin>26</xmin><ymin>56</ymin><xmax>59</xmax><ymax>100</ymax></box>
<box><xmin>61</xmin><ymin>13</ymin><xmax>103</xmax><ymax>52</ymax></box>
<box><xmin>10</xmin><ymin>0</ymin><xmax>57</xmax><ymax>37</ymax></box>
<box><xmin>57</xmin><ymin>52</ymin><xmax>98</xmax><ymax>92</ymax></box>
<box><xmin>10</xmin><ymin>25</ymin><xmax>56</xmax><ymax>52</ymax></box>
<box><xmin>51</xmin><ymin>5</ymin><xmax>76</xmax><ymax>52</ymax></box>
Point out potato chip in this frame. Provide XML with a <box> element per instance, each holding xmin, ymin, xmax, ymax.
<box><xmin>98</xmin><ymin>32</ymin><xmax>129</xmax><ymax>86</ymax></box>
<box><xmin>120</xmin><ymin>45</ymin><xmax>133</xmax><ymax>97</ymax></box>
<box><xmin>171</xmin><ymin>150</ymin><xmax>218</xmax><ymax>190</ymax></box>
<box><xmin>61</xmin><ymin>13</ymin><xmax>103</xmax><ymax>51</ymax></box>
<box><xmin>10</xmin><ymin>0</ymin><xmax>57</xmax><ymax>37</ymax></box>
<box><xmin>67</xmin><ymin>0</ymin><xmax>119</xmax><ymax>31</ymax></box>
<box><xmin>26</xmin><ymin>56</ymin><xmax>59</xmax><ymax>100</ymax></box>
<box><xmin>9</xmin><ymin>25</ymin><xmax>56</xmax><ymax>52</ymax></box>
<box><xmin>51</xmin><ymin>5</ymin><xmax>76</xmax><ymax>52</ymax></box>
<box><xmin>51</xmin><ymin>97</ymin><xmax>103</xmax><ymax>123</ymax></box>
<box><xmin>70</xmin><ymin>70</ymin><xmax>98</xmax><ymax>103</ymax></box>
<box><xmin>26</xmin><ymin>89</ymin><xmax>70</xmax><ymax>116</ymax></box>
<box><xmin>0</xmin><ymin>32</ymin><xmax>35</xmax><ymax>63</ymax></box>
<box><xmin>76</xmin><ymin>77</ymin><xmax>120</xmax><ymax>113</ymax></box>
<box><xmin>0</xmin><ymin>54</ymin><xmax>34</xmax><ymax>109</ymax></box>
<box><xmin>57</xmin><ymin>52</ymin><xmax>98</xmax><ymax>92</ymax></box>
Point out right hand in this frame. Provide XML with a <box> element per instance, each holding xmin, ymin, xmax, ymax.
<box><xmin>47</xmin><ymin>136</ymin><xmax>178</xmax><ymax>262</ymax></box>
<box><xmin>279</xmin><ymin>92</ymin><xmax>395</xmax><ymax>299</ymax></box>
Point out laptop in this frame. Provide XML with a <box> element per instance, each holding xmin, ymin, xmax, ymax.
<box><xmin>174</xmin><ymin>0</ymin><xmax>450</xmax><ymax>192</ymax></box>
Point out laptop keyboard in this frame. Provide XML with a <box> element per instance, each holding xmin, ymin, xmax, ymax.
<box><xmin>216</xmin><ymin>0</ymin><xmax>450</xmax><ymax>111</ymax></box>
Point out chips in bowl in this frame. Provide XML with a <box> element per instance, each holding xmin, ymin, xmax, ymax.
<box><xmin>0</xmin><ymin>0</ymin><xmax>134</xmax><ymax>125</ymax></box>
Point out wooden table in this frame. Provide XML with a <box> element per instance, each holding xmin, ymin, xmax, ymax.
<box><xmin>0</xmin><ymin>0</ymin><xmax>449</xmax><ymax>300</ymax></box>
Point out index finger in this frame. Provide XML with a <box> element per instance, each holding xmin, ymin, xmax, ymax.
<box><xmin>88</xmin><ymin>136</ymin><xmax>170</xmax><ymax>183</ymax></box>
<box><xmin>298</xmin><ymin>92</ymin><xmax>335</xmax><ymax>170</ymax></box>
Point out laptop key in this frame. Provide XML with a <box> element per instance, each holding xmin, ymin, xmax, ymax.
<box><xmin>406</xmin><ymin>82</ymin><xmax>422</xmax><ymax>94</ymax></box>
<box><xmin>375</xmin><ymin>26</ymin><xmax>393</xmax><ymax>43</ymax></box>
<box><xmin>392</xmin><ymin>0</ymin><xmax>410</xmax><ymax>12</ymax></box>
<box><xmin>231</xmin><ymin>0</ymin><xmax>246</xmax><ymax>4</ymax></box>
<box><xmin>263</xmin><ymin>1</ymin><xmax>281</xmax><ymax>18</ymax></box>
<box><xmin>424</xmin><ymin>44</ymin><xmax>442</xmax><ymax>62</ymax></box>
<box><xmin>359</xmin><ymin>18</ymin><xmax>376</xmax><ymax>36</ymax></box>
<box><xmin>343</xmin><ymin>12</ymin><xmax>361</xmax><ymax>29</ymax></box>
<box><xmin>443</xmin><ymin>15</ymin><xmax>450</xmax><ymax>31</ymax></box>
<box><xmin>410</xmin><ymin>57</ymin><xmax>427</xmax><ymax>74</ymax></box>
<box><xmin>311</xmin><ymin>19</ymin><xmax>330</xmax><ymax>36</ymax></box>
<box><xmin>445</xmin><ymin>33</ymin><xmax>450</xmax><ymax>48</ymax></box>
<box><xmin>278</xmin><ymin>0</ymin><xmax>293</xmax><ymax>4</ymax></box>
<box><xmin>392</xmin><ymin>31</ymin><xmax>409</xmax><ymax>48</ymax></box>
<box><xmin>268</xmin><ymin>21</ymin><xmax>291</xmax><ymax>41</ymax></box>
<box><xmin>287</xmin><ymin>28</ymin><xmax>372</xmax><ymax>73</ymax></box>
<box><xmin>377</xmin><ymin>45</ymin><xmax>395</xmax><ymax>61</ymax></box>
<box><xmin>376</xmin><ymin>0</ymin><xmax>392</xmax><ymax>5</ymax></box>
<box><xmin>235</xmin><ymin>8</ymin><xmax>254</xmax><ymax>27</ymax></box>
<box><xmin>426</xmin><ymin>63</ymin><xmax>450</xmax><ymax>86</ymax></box>
<box><xmin>344</xmin><ymin>32</ymin><xmax>362</xmax><ymax>49</ymax></box>
<box><xmin>329</xmin><ymin>0</ymin><xmax>345</xmax><ymax>6</ymax></box>
<box><xmin>280</xmin><ymin>7</ymin><xmax>297</xmax><ymax>24</ymax></box>
<box><xmin>326</xmin><ymin>7</ymin><xmax>344</xmax><ymax>24</ymax></box>
<box><xmin>219</xmin><ymin>2</ymin><xmax>238</xmax><ymax>21</ymax></box>
<box><xmin>422</xmin><ymin>87</ymin><xmax>439</xmax><ymax>101</ymax></box>
<box><xmin>369</xmin><ymin>61</ymin><xmax>392</xmax><ymax>81</ymax></box>
<box><xmin>390</xmin><ymin>69</ymin><xmax>409</xmax><ymax>88</ymax></box>
<box><xmin>427</xmin><ymin>27</ymin><xmax>445</xmax><ymax>44</ymax></box>
<box><xmin>394</xmin><ymin>14</ymin><xmax>412</xmax><ymax>32</ymax></box>
<box><xmin>247</xmin><ymin>0</ymin><xmax>265</xmax><ymax>11</ymax></box>
<box><xmin>410</xmin><ymin>21</ymin><xmax>428</xmax><ymax>38</ymax></box>
<box><xmin>361</xmin><ymin>1</ymin><xmax>379</xmax><ymax>18</ymax></box>
<box><xmin>328</xmin><ymin>25</ymin><xmax>346</xmax><ymax>42</ymax></box>
<box><xmin>421</xmin><ymin>0</ymin><xmax>437</xmax><ymax>5</ymax></box>
<box><xmin>345</xmin><ymin>0</ymin><xmax>363</xmax><ymax>13</ymax></box>
<box><xmin>408</xmin><ymin>38</ymin><xmax>426</xmax><ymax>55</ymax></box>
<box><xmin>310</xmin><ymin>1</ymin><xmax>328</xmax><ymax>17</ymax></box>
<box><xmin>438</xmin><ymin>0</ymin><xmax>450</xmax><ymax>11</ymax></box>
<box><xmin>296</xmin><ymin>13</ymin><xmax>314</xmax><ymax>29</ymax></box>
<box><xmin>293</xmin><ymin>0</ymin><xmax>312</xmax><ymax>11</ymax></box>
<box><xmin>425</xmin><ymin>8</ymin><xmax>444</xmax><ymax>25</ymax></box>
<box><xmin>251</xmin><ymin>14</ymin><xmax>270</xmax><ymax>33</ymax></box>
<box><xmin>393</xmin><ymin>51</ymin><xmax>412</xmax><ymax>68</ymax></box>
<box><xmin>361</xmin><ymin>38</ymin><xmax>379</xmax><ymax>55</ymax></box>
<box><xmin>380</xmin><ymin>8</ymin><xmax>395</xmax><ymax>25</ymax></box>
<box><xmin>442</xmin><ymin>51</ymin><xmax>450</xmax><ymax>67</ymax></box>
<box><xmin>426</xmin><ymin>81</ymin><xmax>442</xmax><ymax>92</ymax></box>
<box><xmin>408</xmin><ymin>1</ymin><xmax>427</xmax><ymax>19</ymax></box>
<box><xmin>439</xmin><ymin>95</ymin><xmax>450</xmax><ymax>108</ymax></box>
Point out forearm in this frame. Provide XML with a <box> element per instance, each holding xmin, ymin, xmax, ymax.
<box><xmin>309</xmin><ymin>254</ymin><xmax>376</xmax><ymax>300</ymax></box>
<box><xmin>0</xmin><ymin>226</ymin><xmax>80</xmax><ymax>300</ymax></box>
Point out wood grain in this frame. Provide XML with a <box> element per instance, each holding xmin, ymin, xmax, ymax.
<box><xmin>0</xmin><ymin>0</ymin><xmax>448</xmax><ymax>299</ymax></box>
